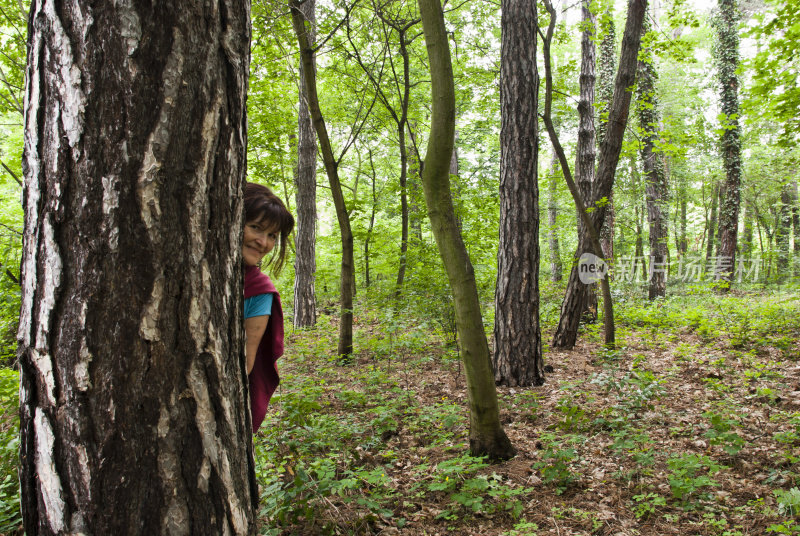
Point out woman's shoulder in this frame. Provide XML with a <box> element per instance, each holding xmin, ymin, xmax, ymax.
<box><xmin>245</xmin><ymin>265</ymin><xmax>276</xmax><ymax>297</ymax></box>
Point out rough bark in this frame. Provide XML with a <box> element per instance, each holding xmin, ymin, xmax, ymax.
<box><xmin>551</xmin><ymin>0</ymin><xmax>647</xmax><ymax>349</ymax></box>
<box><xmin>418</xmin><ymin>0</ymin><xmax>514</xmax><ymax>460</ymax></box>
<box><xmin>576</xmin><ymin>0</ymin><xmax>598</xmax><ymax>319</ymax></box>
<box><xmin>291</xmin><ymin>0</ymin><xmax>354</xmax><ymax>358</ymax></box>
<box><xmin>548</xmin><ymin>153</ymin><xmax>563</xmax><ymax>282</ymax></box>
<box><xmin>18</xmin><ymin>2</ymin><xmax>256</xmax><ymax>534</ymax></box>
<box><xmin>636</xmin><ymin>14</ymin><xmax>668</xmax><ymax>299</ymax></box>
<box><xmin>294</xmin><ymin>0</ymin><xmax>317</xmax><ymax>328</ymax></box>
<box><xmin>713</xmin><ymin>0</ymin><xmax>743</xmax><ymax>288</ymax></box>
<box><xmin>493</xmin><ymin>0</ymin><xmax>544</xmax><ymax>388</ymax></box>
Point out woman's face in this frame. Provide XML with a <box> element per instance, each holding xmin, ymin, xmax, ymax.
<box><xmin>243</xmin><ymin>219</ymin><xmax>278</xmax><ymax>267</ymax></box>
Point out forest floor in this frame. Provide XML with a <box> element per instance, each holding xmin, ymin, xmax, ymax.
<box><xmin>255</xmin><ymin>289</ymin><xmax>800</xmax><ymax>535</ymax></box>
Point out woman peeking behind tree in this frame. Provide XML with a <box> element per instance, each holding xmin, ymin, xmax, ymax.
<box><xmin>243</xmin><ymin>182</ymin><xmax>295</xmax><ymax>432</ymax></box>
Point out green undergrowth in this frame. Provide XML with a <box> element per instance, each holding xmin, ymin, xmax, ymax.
<box><xmin>0</xmin><ymin>290</ymin><xmax>798</xmax><ymax>534</ymax></box>
<box><xmin>256</xmin><ymin>291</ymin><xmax>800</xmax><ymax>534</ymax></box>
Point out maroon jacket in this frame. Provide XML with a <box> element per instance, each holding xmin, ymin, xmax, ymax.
<box><xmin>244</xmin><ymin>265</ymin><xmax>284</xmax><ymax>432</ymax></box>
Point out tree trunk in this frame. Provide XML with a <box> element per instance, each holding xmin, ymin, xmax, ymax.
<box><xmin>493</xmin><ymin>0</ymin><xmax>544</xmax><ymax>388</ymax></box>
<box><xmin>291</xmin><ymin>1</ymin><xmax>354</xmax><ymax>358</ymax></box>
<box><xmin>408</xmin><ymin>121</ymin><xmax>425</xmax><ymax>243</ymax></box>
<box><xmin>706</xmin><ymin>181</ymin><xmax>719</xmax><ymax>266</ymax></box>
<box><xmin>418</xmin><ymin>0</ymin><xmax>514</xmax><ymax>460</ymax></box>
<box><xmin>294</xmin><ymin>0</ymin><xmax>317</xmax><ymax>328</ymax></box>
<box><xmin>742</xmin><ymin>198</ymin><xmax>753</xmax><ymax>259</ymax></box>
<box><xmin>551</xmin><ymin>0</ymin><xmax>647</xmax><ymax>349</ymax></box>
<box><xmin>365</xmin><ymin>150</ymin><xmax>378</xmax><ymax>288</ymax></box>
<box><xmin>777</xmin><ymin>183</ymin><xmax>792</xmax><ymax>279</ymax></box>
<box><xmin>713</xmin><ymin>0</ymin><xmax>743</xmax><ymax>288</ymax></box>
<box><xmin>637</xmin><ymin>14</ymin><xmax>668</xmax><ymax>299</ymax></box>
<box><xmin>792</xmin><ymin>181</ymin><xmax>799</xmax><ymax>277</ymax></box>
<box><xmin>576</xmin><ymin>0</ymin><xmax>598</xmax><ymax>319</ymax></box>
<box><xmin>548</xmin><ymin>153</ymin><xmax>563</xmax><ymax>282</ymax></box>
<box><xmin>597</xmin><ymin>7</ymin><xmax>616</xmax><ymax>262</ymax></box>
<box><xmin>678</xmin><ymin>175</ymin><xmax>688</xmax><ymax>255</ymax></box>
<box><xmin>18</xmin><ymin>3</ymin><xmax>257</xmax><ymax>534</ymax></box>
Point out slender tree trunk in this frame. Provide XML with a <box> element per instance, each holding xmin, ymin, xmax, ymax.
<box><xmin>548</xmin><ymin>153</ymin><xmax>563</xmax><ymax>282</ymax></box>
<box><xmin>294</xmin><ymin>0</ymin><xmax>317</xmax><ymax>328</ymax></box>
<box><xmin>394</xmin><ymin>32</ymin><xmax>413</xmax><ymax>294</ymax></box>
<box><xmin>291</xmin><ymin>1</ymin><xmax>354</xmax><ymax>358</ymax></box>
<box><xmin>634</xmin><ymin>205</ymin><xmax>646</xmax><ymax>280</ymax></box>
<box><xmin>678</xmin><ymin>175</ymin><xmax>688</xmax><ymax>255</ymax></box>
<box><xmin>408</xmin><ymin>121</ymin><xmax>425</xmax><ymax>243</ymax></box>
<box><xmin>551</xmin><ymin>0</ymin><xmax>647</xmax><ymax>349</ymax></box>
<box><xmin>576</xmin><ymin>0</ymin><xmax>598</xmax><ymax>319</ymax></box>
<box><xmin>706</xmin><ymin>181</ymin><xmax>719</xmax><ymax>266</ymax></box>
<box><xmin>365</xmin><ymin>150</ymin><xmax>378</xmax><ymax>288</ymax></box>
<box><xmin>742</xmin><ymin>198</ymin><xmax>753</xmax><ymax>259</ymax></box>
<box><xmin>493</xmin><ymin>0</ymin><xmax>544</xmax><ymax>388</ymax></box>
<box><xmin>418</xmin><ymin>0</ymin><xmax>514</xmax><ymax>460</ymax></box>
<box><xmin>18</xmin><ymin>3</ymin><xmax>257</xmax><ymax>534</ymax></box>
<box><xmin>777</xmin><ymin>183</ymin><xmax>792</xmax><ymax>279</ymax></box>
<box><xmin>713</xmin><ymin>0</ymin><xmax>743</xmax><ymax>288</ymax></box>
<box><xmin>792</xmin><ymin>181</ymin><xmax>799</xmax><ymax>277</ymax></box>
<box><xmin>637</xmin><ymin>14</ymin><xmax>668</xmax><ymax>299</ymax></box>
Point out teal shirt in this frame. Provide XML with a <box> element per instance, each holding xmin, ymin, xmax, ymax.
<box><xmin>244</xmin><ymin>293</ymin><xmax>273</xmax><ymax>318</ymax></box>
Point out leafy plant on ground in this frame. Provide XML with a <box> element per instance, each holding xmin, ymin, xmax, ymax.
<box><xmin>667</xmin><ymin>453</ymin><xmax>725</xmax><ymax>509</ymax></box>
<box><xmin>533</xmin><ymin>433</ymin><xmax>579</xmax><ymax>495</ymax></box>
<box><xmin>704</xmin><ymin>408</ymin><xmax>745</xmax><ymax>456</ymax></box>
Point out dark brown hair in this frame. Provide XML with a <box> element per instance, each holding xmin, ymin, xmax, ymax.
<box><xmin>244</xmin><ymin>182</ymin><xmax>294</xmax><ymax>275</ymax></box>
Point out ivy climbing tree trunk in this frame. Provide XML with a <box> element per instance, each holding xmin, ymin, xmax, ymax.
<box><xmin>418</xmin><ymin>0</ymin><xmax>515</xmax><ymax>459</ymax></box>
<box><xmin>713</xmin><ymin>0</ymin><xmax>743</xmax><ymax>288</ymax></box>
<box><xmin>597</xmin><ymin>7</ymin><xmax>616</xmax><ymax>260</ymax></box>
<box><xmin>492</xmin><ymin>0</ymin><xmax>544</xmax><ymax>387</ymax></box>
<box><xmin>294</xmin><ymin>0</ymin><xmax>318</xmax><ymax>328</ymax></box>
<box><xmin>18</xmin><ymin>2</ymin><xmax>257</xmax><ymax>534</ymax></box>
<box><xmin>291</xmin><ymin>0</ymin><xmax>356</xmax><ymax>358</ymax></box>
<box><xmin>637</xmin><ymin>13</ymin><xmax>668</xmax><ymax>299</ymax></box>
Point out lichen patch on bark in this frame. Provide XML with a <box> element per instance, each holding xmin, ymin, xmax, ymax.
<box><xmin>34</xmin><ymin>409</ymin><xmax>67</xmax><ymax>534</ymax></box>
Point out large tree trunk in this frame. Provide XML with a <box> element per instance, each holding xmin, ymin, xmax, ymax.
<box><xmin>492</xmin><ymin>0</ymin><xmax>544</xmax><ymax>388</ymax></box>
<box><xmin>637</xmin><ymin>14</ymin><xmax>668</xmax><ymax>299</ymax></box>
<box><xmin>548</xmin><ymin>153</ymin><xmax>563</xmax><ymax>282</ymax></box>
<box><xmin>18</xmin><ymin>3</ymin><xmax>257</xmax><ymax>534</ymax></box>
<box><xmin>294</xmin><ymin>0</ymin><xmax>318</xmax><ymax>328</ymax></box>
<box><xmin>291</xmin><ymin>1</ymin><xmax>354</xmax><ymax>358</ymax></box>
<box><xmin>418</xmin><ymin>0</ymin><xmax>514</xmax><ymax>460</ymax></box>
<box><xmin>713</xmin><ymin>0</ymin><xmax>743</xmax><ymax>288</ymax></box>
<box><xmin>551</xmin><ymin>0</ymin><xmax>647</xmax><ymax>349</ymax></box>
<box><xmin>576</xmin><ymin>0</ymin><xmax>598</xmax><ymax>319</ymax></box>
